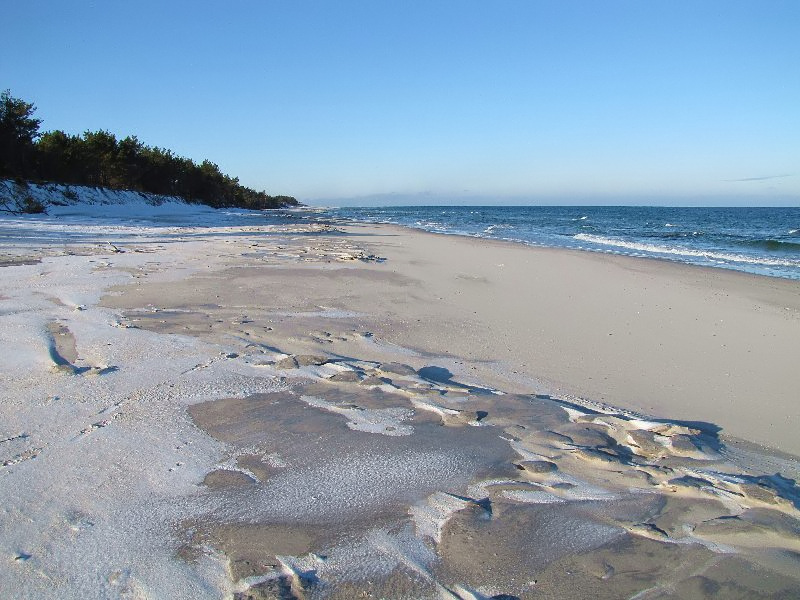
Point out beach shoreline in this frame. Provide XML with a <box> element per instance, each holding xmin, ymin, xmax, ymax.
<box><xmin>2</xmin><ymin>208</ymin><xmax>800</xmax><ymax>599</ymax></box>
<box><xmin>320</xmin><ymin>221</ymin><xmax>800</xmax><ymax>456</ymax></box>
<box><xmin>319</xmin><ymin>205</ymin><xmax>800</xmax><ymax>281</ymax></box>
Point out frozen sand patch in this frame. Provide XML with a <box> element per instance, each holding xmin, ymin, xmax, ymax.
<box><xmin>0</xmin><ymin>210</ymin><xmax>304</xmax><ymax>599</ymax></box>
<box><xmin>410</xmin><ymin>491</ymin><xmax>487</xmax><ymax>543</ymax></box>
<box><xmin>189</xmin><ymin>389</ymin><xmax>516</xmax><ymax>526</ymax></box>
<box><xmin>135</xmin><ymin>219</ymin><xmax>800</xmax><ymax>597</ymax></box>
<box><xmin>300</xmin><ymin>394</ymin><xmax>415</xmax><ymax>436</ymax></box>
<box><xmin>6</xmin><ymin>205</ymin><xmax>800</xmax><ymax>598</ymax></box>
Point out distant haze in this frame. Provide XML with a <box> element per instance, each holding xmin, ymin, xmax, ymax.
<box><xmin>308</xmin><ymin>193</ymin><xmax>800</xmax><ymax>208</ymax></box>
<box><xmin>3</xmin><ymin>1</ymin><xmax>799</xmax><ymax>205</ymax></box>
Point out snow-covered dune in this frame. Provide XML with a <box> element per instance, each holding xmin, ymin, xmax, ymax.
<box><xmin>0</xmin><ymin>179</ymin><xmax>221</xmax><ymax>220</ymax></box>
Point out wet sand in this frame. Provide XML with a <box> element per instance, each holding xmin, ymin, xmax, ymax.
<box><xmin>2</xmin><ymin>212</ymin><xmax>799</xmax><ymax>599</ymax></box>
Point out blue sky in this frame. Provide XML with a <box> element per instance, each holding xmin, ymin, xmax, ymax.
<box><xmin>3</xmin><ymin>1</ymin><xmax>799</xmax><ymax>205</ymax></box>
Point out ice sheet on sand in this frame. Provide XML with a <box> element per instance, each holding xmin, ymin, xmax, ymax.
<box><xmin>502</xmin><ymin>489</ymin><xmax>567</xmax><ymax>504</ymax></box>
<box><xmin>562</xmin><ymin>405</ymin><xmax>588</xmax><ymax>421</ymax></box>
<box><xmin>300</xmin><ymin>394</ymin><xmax>415</xmax><ymax>436</ymax></box>
<box><xmin>0</xmin><ymin>209</ymin><xmax>292</xmax><ymax>600</ymax></box>
<box><xmin>261</xmin><ymin>525</ymin><xmax>439</xmax><ymax>594</ymax></box>
<box><xmin>410</xmin><ymin>492</ymin><xmax>475</xmax><ymax>542</ymax></box>
<box><xmin>411</xmin><ymin>397</ymin><xmax>462</xmax><ymax>418</ymax></box>
<box><xmin>213</xmin><ymin>448</ymin><xmax>477</xmax><ymax>524</ymax></box>
<box><xmin>271</xmin><ymin>307</ymin><xmax>364</xmax><ymax>319</ymax></box>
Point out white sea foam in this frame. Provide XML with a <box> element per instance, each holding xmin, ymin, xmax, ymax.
<box><xmin>574</xmin><ymin>233</ymin><xmax>800</xmax><ymax>268</ymax></box>
<box><xmin>484</xmin><ymin>223</ymin><xmax>513</xmax><ymax>233</ymax></box>
<box><xmin>414</xmin><ymin>219</ymin><xmax>448</xmax><ymax>232</ymax></box>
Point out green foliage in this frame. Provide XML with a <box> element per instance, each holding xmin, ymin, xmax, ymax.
<box><xmin>0</xmin><ymin>90</ymin><xmax>42</xmax><ymax>178</ymax></box>
<box><xmin>1</xmin><ymin>90</ymin><xmax>298</xmax><ymax>209</ymax></box>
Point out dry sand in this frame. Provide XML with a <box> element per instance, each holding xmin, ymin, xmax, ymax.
<box><xmin>340</xmin><ymin>223</ymin><xmax>800</xmax><ymax>456</ymax></box>
<box><xmin>109</xmin><ymin>221</ymin><xmax>800</xmax><ymax>454</ymax></box>
<box><xmin>3</xmin><ymin>212</ymin><xmax>799</xmax><ymax>599</ymax></box>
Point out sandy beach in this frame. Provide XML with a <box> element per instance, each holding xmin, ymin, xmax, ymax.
<box><xmin>2</xmin><ymin>208</ymin><xmax>799</xmax><ymax>599</ymax></box>
<box><xmin>332</xmin><ymin>223</ymin><xmax>800</xmax><ymax>456</ymax></box>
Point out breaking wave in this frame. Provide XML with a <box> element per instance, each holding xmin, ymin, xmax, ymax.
<box><xmin>573</xmin><ymin>233</ymin><xmax>800</xmax><ymax>268</ymax></box>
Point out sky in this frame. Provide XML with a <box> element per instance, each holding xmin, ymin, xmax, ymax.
<box><xmin>2</xmin><ymin>1</ymin><xmax>799</xmax><ymax>205</ymax></box>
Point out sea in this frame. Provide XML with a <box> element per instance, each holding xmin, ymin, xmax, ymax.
<box><xmin>303</xmin><ymin>205</ymin><xmax>800</xmax><ymax>281</ymax></box>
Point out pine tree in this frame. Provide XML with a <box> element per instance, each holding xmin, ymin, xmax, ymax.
<box><xmin>0</xmin><ymin>90</ymin><xmax>42</xmax><ymax>178</ymax></box>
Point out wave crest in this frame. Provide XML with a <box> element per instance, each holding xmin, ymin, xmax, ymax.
<box><xmin>573</xmin><ymin>233</ymin><xmax>800</xmax><ymax>268</ymax></box>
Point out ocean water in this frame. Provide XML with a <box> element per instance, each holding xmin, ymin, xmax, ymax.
<box><xmin>310</xmin><ymin>206</ymin><xmax>800</xmax><ymax>280</ymax></box>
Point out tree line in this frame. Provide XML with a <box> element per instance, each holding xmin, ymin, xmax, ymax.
<box><xmin>0</xmin><ymin>90</ymin><xmax>298</xmax><ymax>210</ymax></box>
